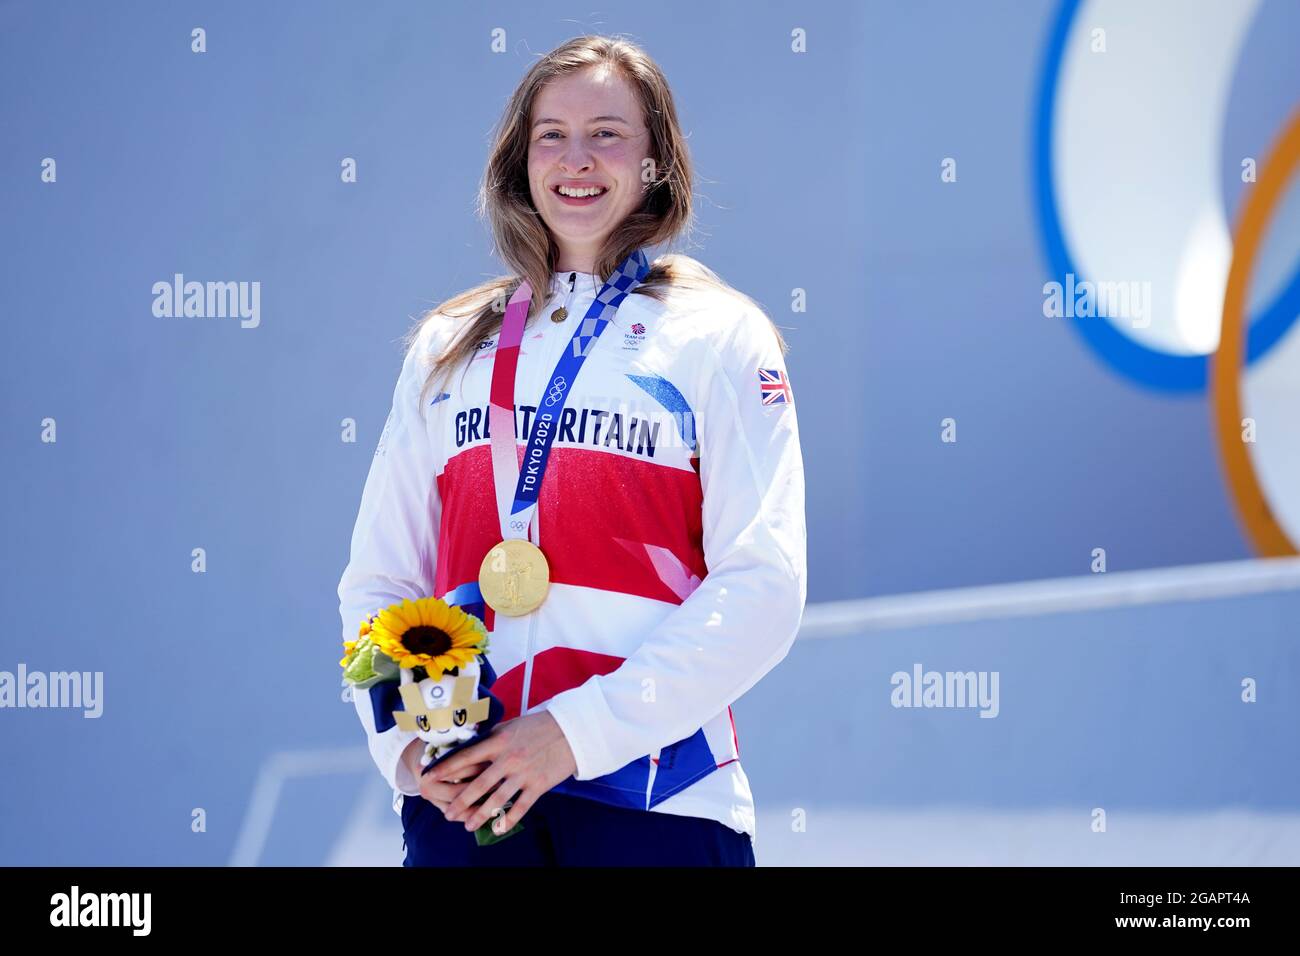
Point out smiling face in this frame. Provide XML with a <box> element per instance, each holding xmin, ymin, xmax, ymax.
<box><xmin>527</xmin><ymin>65</ymin><xmax>651</xmax><ymax>274</ymax></box>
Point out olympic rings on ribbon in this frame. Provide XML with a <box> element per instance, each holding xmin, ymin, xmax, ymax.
<box><xmin>544</xmin><ymin>377</ymin><xmax>568</xmax><ymax>407</ymax></box>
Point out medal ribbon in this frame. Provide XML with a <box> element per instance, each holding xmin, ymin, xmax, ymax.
<box><xmin>486</xmin><ymin>249</ymin><xmax>650</xmax><ymax>542</ymax></box>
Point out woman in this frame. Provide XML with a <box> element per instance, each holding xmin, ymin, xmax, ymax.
<box><xmin>338</xmin><ymin>34</ymin><xmax>806</xmax><ymax>866</ymax></box>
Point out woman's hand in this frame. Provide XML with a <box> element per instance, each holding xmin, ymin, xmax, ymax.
<box><xmin>430</xmin><ymin>710</ymin><xmax>578</xmax><ymax>835</ymax></box>
<box><xmin>401</xmin><ymin>739</ymin><xmax>488</xmax><ymax>814</ymax></box>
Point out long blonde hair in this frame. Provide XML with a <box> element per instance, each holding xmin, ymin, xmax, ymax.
<box><xmin>406</xmin><ymin>34</ymin><xmax>787</xmax><ymax>410</ymax></box>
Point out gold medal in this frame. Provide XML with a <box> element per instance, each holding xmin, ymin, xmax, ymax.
<box><xmin>478</xmin><ymin>538</ymin><xmax>550</xmax><ymax>616</ymax></box>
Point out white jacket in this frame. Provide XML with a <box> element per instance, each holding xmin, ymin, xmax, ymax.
<box><xmin>337</xmin><ymin>262</ymin><xmax>807</xmax><ymax>842</ymax></box>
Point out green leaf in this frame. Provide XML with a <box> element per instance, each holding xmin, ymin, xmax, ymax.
<box><xmin>474</xmin><ymin>819</ymin><xmax>525</xmax><ymax>846</ymax></box>
<box><xmin>342</xmin><ymin>637</ymin><xmax>400</xmax><ymax>689</ymax></box>
<box><xmin>370</xmin><ymin>644</ymin><xmax>399</xmax><ymax>681</ymax></box>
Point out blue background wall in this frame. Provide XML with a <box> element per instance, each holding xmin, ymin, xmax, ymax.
<box><xmin>1</xmin><ymin>0</ymin><xmax>1296</xmax><ymax>864</ymax></box>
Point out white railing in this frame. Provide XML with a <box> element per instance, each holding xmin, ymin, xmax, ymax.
<box><xmin>798</xmin><ymin>556</ymin><xmax>1300</xmax><ymax>638</ymax></box>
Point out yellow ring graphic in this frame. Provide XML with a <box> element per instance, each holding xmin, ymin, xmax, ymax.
<box><xmin>1212</xmin><ymin>108</ymin><xmax>1300</xmax><ymax>556</ymax></box>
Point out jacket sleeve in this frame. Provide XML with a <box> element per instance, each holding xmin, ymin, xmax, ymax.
<box><xmin>337</xmin><ymin>316</ymin><xmax>445</xmax><ymax>796</ymax></box>
<box><xmin>543</xmin><ymin>304</ymin><xmax>807</xmax><ymax>780</ymax></box>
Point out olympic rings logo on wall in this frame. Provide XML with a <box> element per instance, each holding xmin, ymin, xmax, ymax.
<box><xmin>1211</xmin><ymin>111</ymin><xmax>1300</xmax><ymax>556</ymax></box>
<box><xmin>1033</xmin><ymin>0</ymin><xmax>1300</xmax><ymax>556</ymax></box>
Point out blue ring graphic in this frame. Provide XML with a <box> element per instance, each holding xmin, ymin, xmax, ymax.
<box><xmin>1033</xmin><ymin>0</ymin><xmax>1300</xmax><ymax>392</ymax></box>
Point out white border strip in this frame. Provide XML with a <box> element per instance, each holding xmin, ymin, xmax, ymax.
<box><xmin>798</xmin><ymin>557</ymin><xmax>1300</xmax><ymax>638</ymax></box>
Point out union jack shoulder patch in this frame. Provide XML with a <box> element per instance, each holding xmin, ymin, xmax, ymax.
<box><xmin>758</xmin><ymin>367</ymin><xmax>792</xmax><ymax>406</ymax></box>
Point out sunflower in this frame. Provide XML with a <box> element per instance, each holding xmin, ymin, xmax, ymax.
<box><xmin>368</xmin><ymin>597</ymin><xmax>488</xmax><ymax>677</ymax></box>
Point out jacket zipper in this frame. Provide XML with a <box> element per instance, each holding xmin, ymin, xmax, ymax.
<box><xmin>519</xmin><ymin>271</ymin><xmax>576</xmax><ymax>715</ymax></box>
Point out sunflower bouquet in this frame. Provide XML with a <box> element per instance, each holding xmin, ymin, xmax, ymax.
<box><xmin>340</xmin><ymin>596</ymin><xmax>522</xmax><ymax>845</ymax></box>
